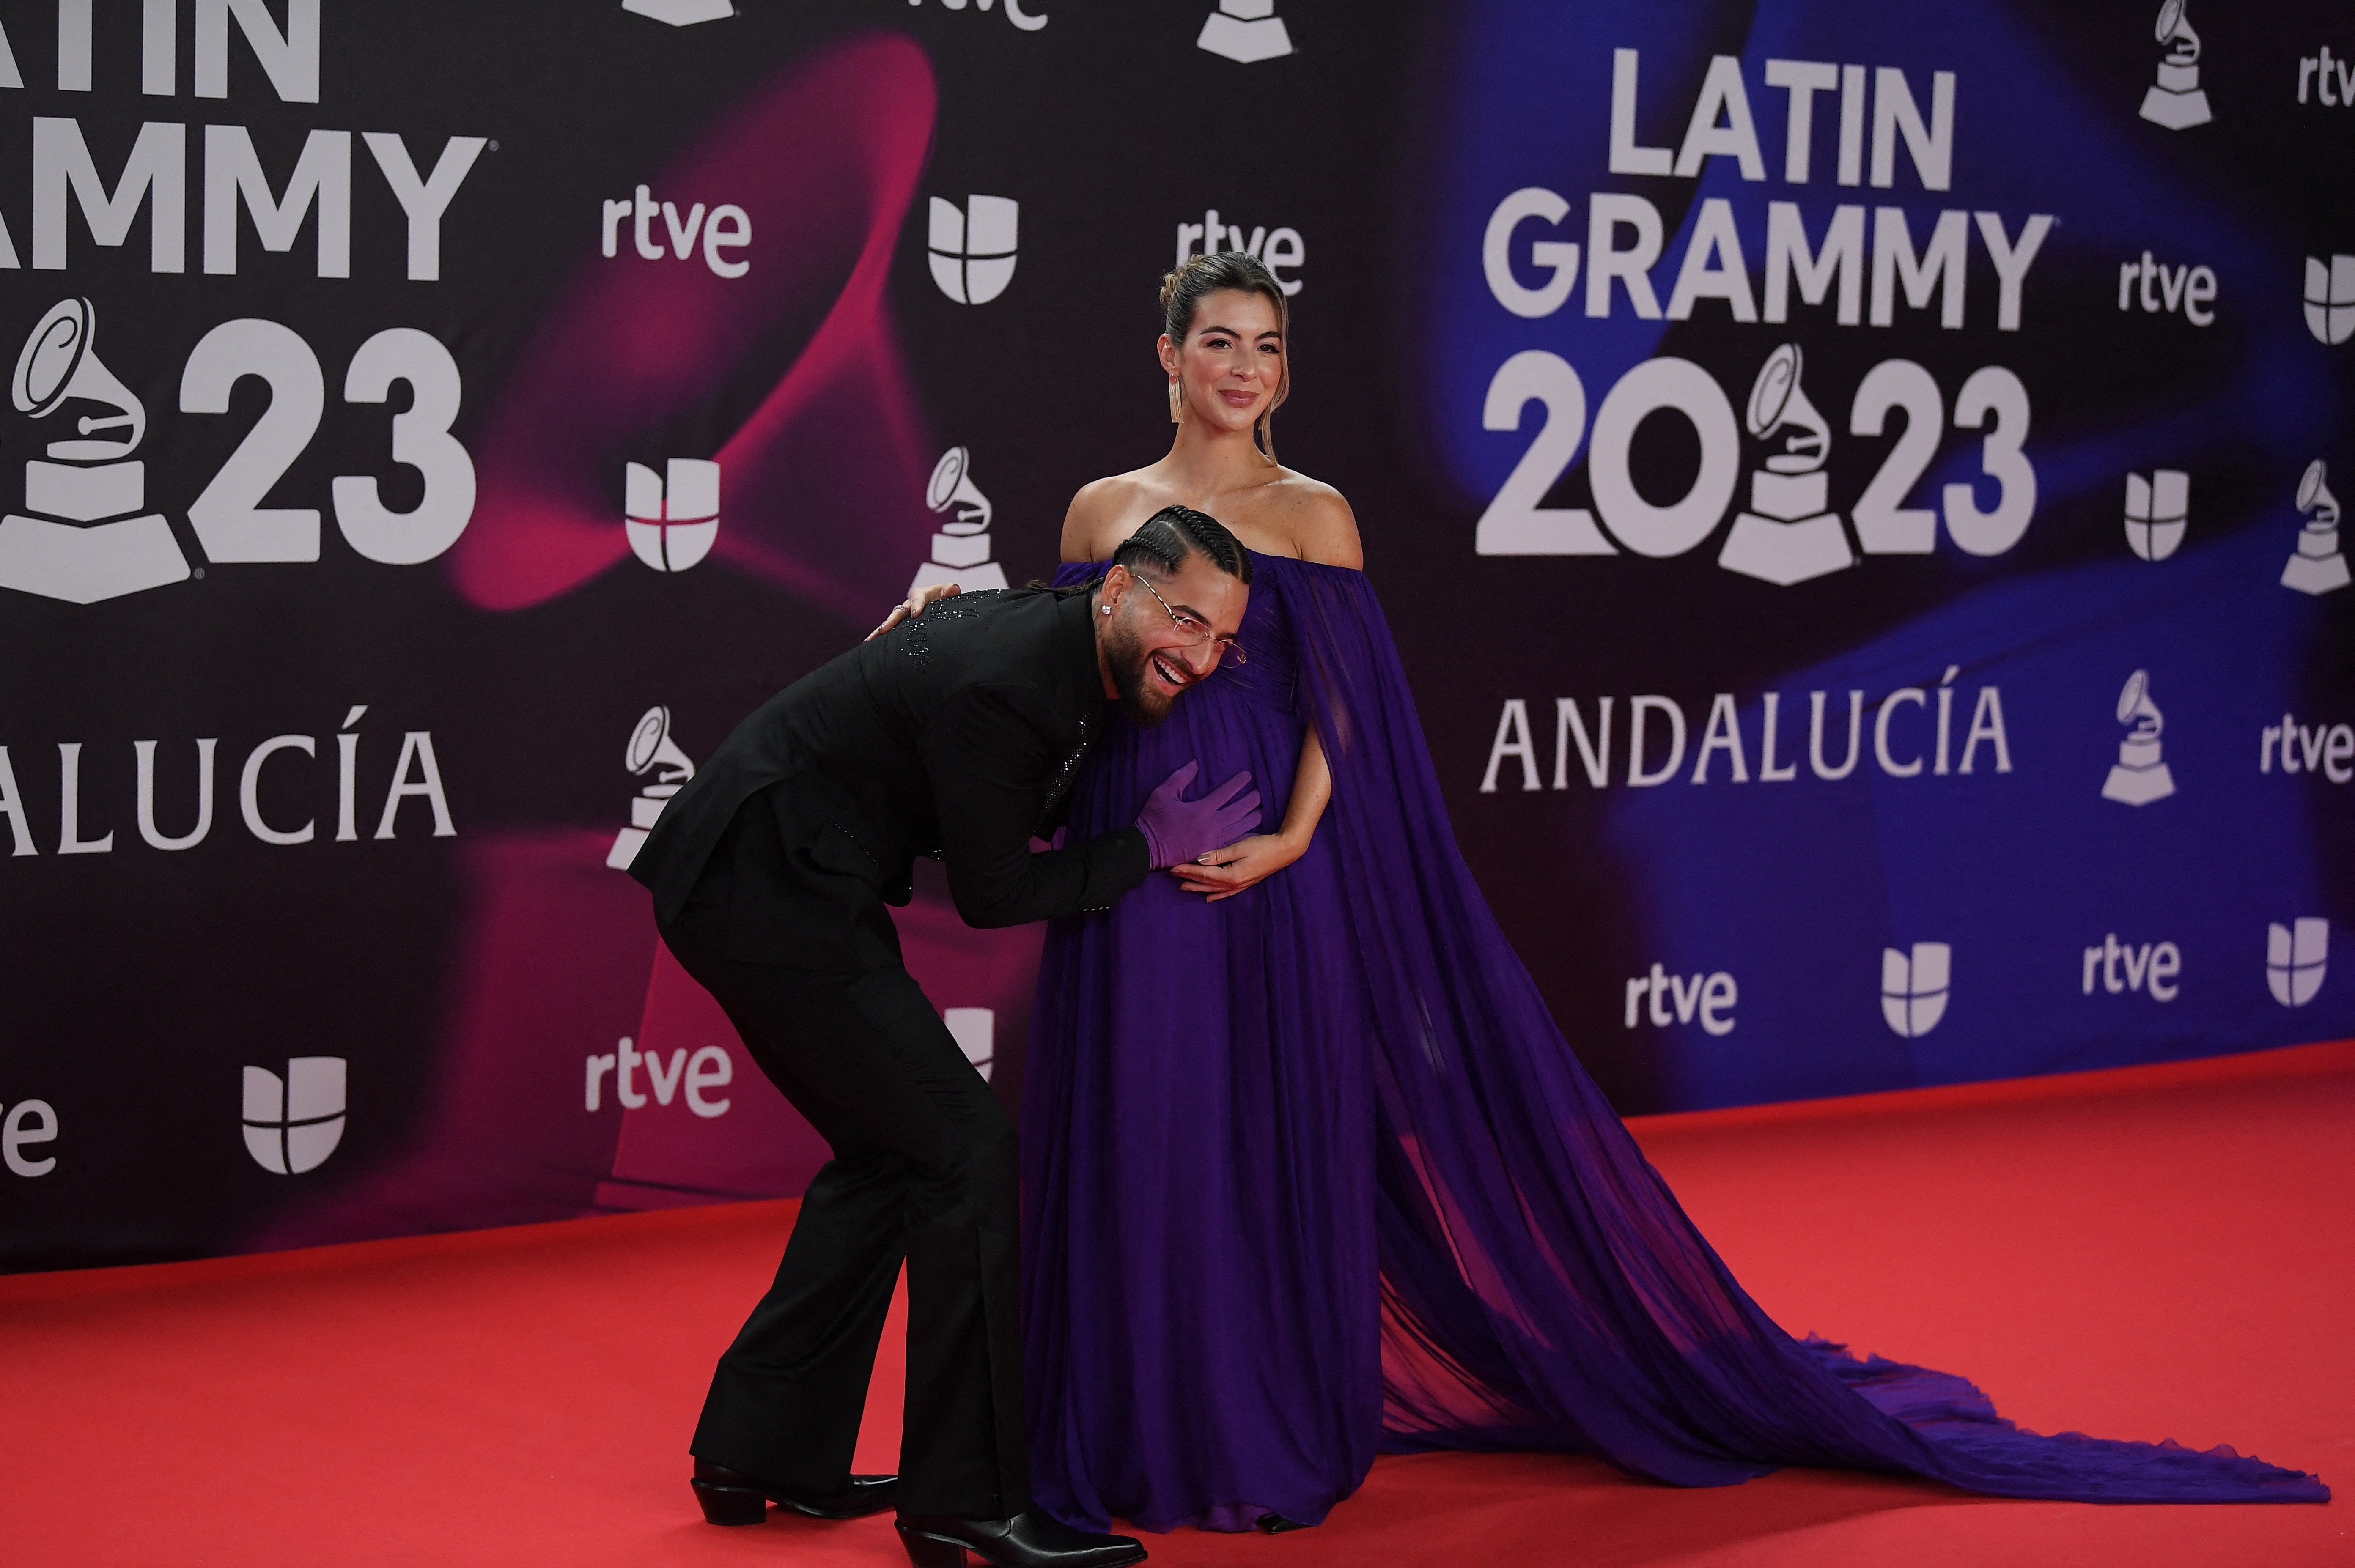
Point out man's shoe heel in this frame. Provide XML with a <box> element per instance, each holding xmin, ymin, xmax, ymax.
<box><xmin>894</xmin><ymin>1523</ymin><xmax>970</xmax><ymax>1567</ymax></box>
<box><xmin>691</xmin><ymin>1477</ymin><xmax>769</xmax><ymax>1526</ymax></box>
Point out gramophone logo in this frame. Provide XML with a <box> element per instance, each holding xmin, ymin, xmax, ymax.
<box><xmin>927</xmin><ymin>196</ymin><xmax>1018</xmax><ymax>306</ymax></box>
<box><xmin>2305</xmin><ymin>257</ymin><xmax>2355</xmax><ymax>346</ymax></box>
<box><xmin>2124</xmin><ymin>469</ymin><xmax>2188</xmax><ymax>562</ymax></box>
<box><xmin>242</xmin><ymin>1057</ymin><xmax>346</xmax><ymax>1176</ymax></box>
<box><xmin>2283</xmin><ymin>459</ymin><xmax>2349</xmax><ymax>595</ymax></box>
<box><xmin>624</xmin><ymin>458</ymin><xmax>719</xmax><ymax>573</ymax></box>
<box><xmin>1198</xmin><ymin>1</ymin><xmax>1293</xmax><ymax>64</ymax></box>
<box><xmin>621</xmin><ymin>0</ymin><xmax>733</xmax><ymax>22</ymax></box>
<box><xmin>2138</xmin><ymin>0</ymin><xmax>2212</xmax><ymax>129</ymax></box>
<box><xmin>0</xmin><ymin>299</ymin><xmax>191</xmax><ymax>605</ymax></box>
<box><xmin>1719</xmin><ymin>344</ymin><xmax>1851</xmax><ymax>586</ymax></box>
<box><xmin>910</xmin><ymin>446</ymin><xmax>1009</xmax><ymax>594</ymax></box>
<box><xmin>606</xmin><ymin>705</ymin><xmax>696</xmax><ymax>872</ymax></box>
<box><xmin>1882</xmin><ymin>943</ymin><xmax>1951</xmax><ymax>1039</ymax></box>
<box><xmin>2101</xmin><ymin>669</ymin><xmax>2176</xmax><ymax>805</ymax></box>
<box><xmin>2266</xmin><ymin>918</ymin><xmax>2328</xmax><ymax>1008</ymax></box>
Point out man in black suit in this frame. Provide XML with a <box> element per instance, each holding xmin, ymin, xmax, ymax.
<box><xmin>630</xmin><ymin>507</ymin><xmax>1260</xmax><ymax>1568</ymax></box>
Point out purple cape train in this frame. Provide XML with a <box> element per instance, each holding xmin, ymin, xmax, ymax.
<box><xmin>1023</xmin><ymin>552</ymin><xmax>2328</xmax><ymax>1532</ymax></box>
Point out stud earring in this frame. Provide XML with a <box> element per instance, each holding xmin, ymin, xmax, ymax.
<box><xmin>1168</xmin><ymin>379</ymin><xmax>1183</xmax><ymax>424</ymax></box>
<box><xmin>1102</xmin><ymin>603</ymin><xmax>1112</xmax><ymax>615</ymax></box>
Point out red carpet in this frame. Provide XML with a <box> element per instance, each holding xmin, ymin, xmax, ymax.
<box><xmin>5</xmin><ymin>1042</ymin><xmax>2347</xmax><ymax>1566</ymax></box>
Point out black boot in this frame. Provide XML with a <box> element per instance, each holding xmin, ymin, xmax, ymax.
<box><xmin>690</xmin><ymin>1458</ymin><xmax>898</xmax><ymax>1524</ymax></box>
<box><xmin>895</xmin><ymin>1509</ymin><xmax>1147</xmax><ymax>1568</ymax></box>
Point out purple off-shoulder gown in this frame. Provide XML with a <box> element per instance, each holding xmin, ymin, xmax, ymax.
<box><xmin>1022</xmin><ymin>552</ymin><xmax>2326</xmax><ymax>1533</ymax></box>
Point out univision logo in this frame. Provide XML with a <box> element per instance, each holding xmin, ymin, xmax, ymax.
<box><xmin>242</xmin><ymin>1057</ymin><xmax>346</xmax><ymax>1174</ymax></box>
<box><xmin>2306</xmin><ymin>256</ymin><xmax>2355</xmax><ymax>345</ymax></box>
<box><xmin>2123</xmin><ymin>469</ymin><xmax>2188</xmax><ymax>562</ymax></box>
<box><xmin>2266</xmin><ymin>918</ymin><xmax>2328</xmax><ymax>1008</ymax></box>
<box><xmin>928</xmin><ymin>196</ymin><xmax>1018</xmax><ymax>305</ymax></box>
<box><xmin>1882</xmin><ymin>942</ymin><xmax>1950</xmax><ymax>1038</ymax></box>
<box><xmin>624</xmin><ymin>458</ymin><xmax>719</xmax><ymax>573</ymax></box>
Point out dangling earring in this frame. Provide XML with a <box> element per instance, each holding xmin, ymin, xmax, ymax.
<box><xmin>1168</xmin><ymin>378</ymin><xmax>1183</xmax><ymax>424</ymax></box>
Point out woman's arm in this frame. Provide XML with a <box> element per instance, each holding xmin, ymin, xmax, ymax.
<box><xmin>1168</xmin><ymin>714</ymin><xmax>1332</xmax><ymax>904</ymax></box>
<box><xmin>1168</xmin><ymin>483</ymin><xmax>1359</xmax><ymax>901</ymax></box>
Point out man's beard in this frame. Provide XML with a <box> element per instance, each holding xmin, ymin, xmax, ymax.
<box><xmin>1104</xmin><ymin>622</ymin><xmax>1181</xmax><ymax>728</ymax></box>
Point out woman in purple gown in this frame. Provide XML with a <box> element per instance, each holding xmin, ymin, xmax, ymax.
<box><xmin>1016</xmin><ymin>253</ymin><xmax>2329</xmax><ymax>1533</ymax></box>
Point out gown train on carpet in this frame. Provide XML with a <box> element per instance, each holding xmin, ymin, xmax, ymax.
<box><xmin>1021</xmin><ymin>554</ymin><xmax>2328</xmax><ymax>1533</ymax></box>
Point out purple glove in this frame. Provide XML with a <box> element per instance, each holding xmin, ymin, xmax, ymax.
<box><xmin>1136</xmin><ymin>762</ymin><xmax>1261</xmax><ymax>870</ymax></box>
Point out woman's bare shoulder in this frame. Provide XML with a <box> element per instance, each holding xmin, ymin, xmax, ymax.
<box><xmin>1265</xmin><ymin>471</ymin><xmax>1363</xmax><ymax>570</ymax></box>
<box><xmin>1060</xmin><ymin>471</ymin><xmax>1156</xmax><ymax>561</ymax></box>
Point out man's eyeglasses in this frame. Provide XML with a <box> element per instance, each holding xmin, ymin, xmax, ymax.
<box><xmin>1129</xmin><ymin>571</ymin><xmax>1247</xmax><ymax>666</ymax></box>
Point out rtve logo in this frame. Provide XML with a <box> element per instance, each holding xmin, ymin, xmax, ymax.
<box><xmin>1</xmin><ymin>1098</ymin><xmax>60</xmax><ymax>1178</ymax></box>
<box><xmin>598</xmin><ymin>186</ymin><xmax>751</xmax><ymax>279</ymax></box>
<box><xmin>585</xmin><ymin>1038</ymin><xmax>733</xmax><ymax>1116</ymax></box>
<box><xmin>928</xmin><ymin>196</ymin><xmax>1018</xmax><ymax>305</ymax></box>
<box><xmin>2267</xmin><ymin>918</ymin><xmax>2328</xmax><ymax>1009</ymax></box>
<box><xmin>2116</xmin><ymin>252</ymin><xmax>2217</xmax><ymax>325</ymax></box>
<box><xmin>2260</xmin><ymin>711</ymin><xmax>2355</xmax><ymax>781</ymax></box>
<box><xmin>1623</xmin><ymin>965</ymin><xmax>1737</xmax><ymax>1036</ymax></box>
<box><xmin>1173</xmin><ymin>208</ymin><xmax>1305</xmax><ymax>296</ymax></box>
<box><xmin>242</xmin><ymin>1057</ymin><xmax>346</xmax><ymax>1175</ymax></box>
<box><xmin>2296</xmin><ymin>46</ymin><xmax>2354</xmax><ymax>106</ymax></box>
<box><xmin>1882</xmin><ymin>942</ymin><xmax>1950</xmax><ymax>1038</ymax></box>
<box><xmin>2082</xmin><ymin>935</ymin><xmax>2182</xmax><ymax>1002</ymax></box>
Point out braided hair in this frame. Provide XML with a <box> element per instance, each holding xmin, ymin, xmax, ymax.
<box><xmin>1111</xmin><ymin>504</ymin><xmax>1253</xmax><ymax>586</ymax></box>
<box><xmin>1159</xmin><ymin>250</ymin><xmax>1290</xmax><ymax>466</ymax></box>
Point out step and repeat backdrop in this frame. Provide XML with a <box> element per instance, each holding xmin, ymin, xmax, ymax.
<box><xmin>0</xmin><ymin>0</ymin><xmax>2346</xmax><ymax>1269</ymax></box>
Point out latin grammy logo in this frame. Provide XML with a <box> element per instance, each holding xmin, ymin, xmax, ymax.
<box><xmin>2101</xmin><ymin>669</ymin><xmax>2176</xmax><ymax>806</ymax></box>
<box><xmin>2124</xmin><ymin>469</ymin><xmax>2188</xmax><ymax>562</ymax></box>
<box><xmin>2305</xmin><ymin>256</ymin><xmax>2355</xmax><ymax>345</ymax></box>
<box><xmin>2138</xmin><ymin>0</ymin><xmax>2212</xmax><ymax>129</ymax></box>
<box><xmin>910</xmin><ymin>446</ymin><xmax>1010</xmax><ymax>593</ymax></box>
<box><xmin>1718</xmin><ymin>344</ymin><xmax>1852</xmax><ymax>586</ymax></box>
<box><xmin>242</xmin><ymin>1057</ymin><xmax>346</xmax><ymax>1176</ymax></box>
<box><xmin>2266</xmin><ymin>918</ymin><xmax>2328</xmax><ymax>1008</ymax></box>
<box><xmin>2283</xmin><ymin>459</ymin><xmax>2348</xmax><ymax>595</ymax></box>
<box><xmin>0</xmin><ymin>298</ymin><xmax>191</xmax><ymax>605</ymax></box>
<box><xmin>1198</xmin><ymin>0</ymin><xmax>1293</xmax><ymax>65</ymax></box>
<box><xmin>1881</xmin><ymin>942</ymin><xmax>1951</xmax><ymax>1039</ymax></box>
<box><xmin>606</xmin><ymin>705</ymin><xmax>696</xmax><ymax>872</ymax></box>
<box><xmin>928</xmin><ymin>196</ymin><xmax>1018</xmax><ymax>305</ymax></box>
<box><xmin>624</xmin><ymin>458</ymin><xmax>719</xmax><ymax>573</ymax></box>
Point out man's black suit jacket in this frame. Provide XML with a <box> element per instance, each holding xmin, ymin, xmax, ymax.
<box><xmin>630</xmin><ymin>585</ymin><xmax>1150</xmax><ymax>969</ymax></box>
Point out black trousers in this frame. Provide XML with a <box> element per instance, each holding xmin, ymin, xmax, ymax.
<box><xmin>661</xmin><ymin>917</ymin><xmax>1029</xmax><ymax>1519</ymax></box>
